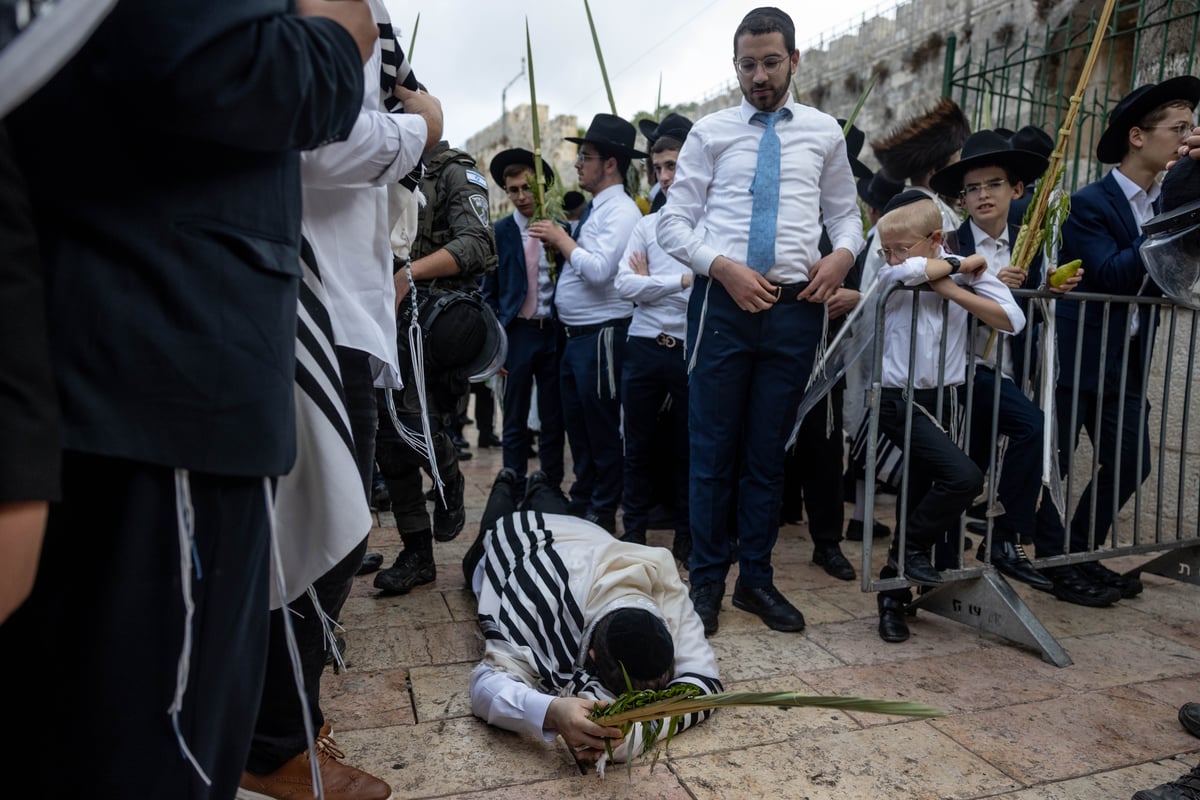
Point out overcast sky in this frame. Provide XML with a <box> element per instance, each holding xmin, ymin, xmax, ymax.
<box><xmin>383</xmin><ymin>0</ymin><xmax>901</xmax><ymax>148</ymax></box>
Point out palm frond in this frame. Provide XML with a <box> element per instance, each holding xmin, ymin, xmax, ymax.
<box><xmin>593</xmin><ymin>690</ymin><xmax>945</xmax><ymax>727</ymax></box>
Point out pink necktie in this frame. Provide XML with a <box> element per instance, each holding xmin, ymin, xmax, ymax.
<box><xmin>519</xmin><ymin>230</ymin><xmax>541</xmax><ymax>319</ymax></box>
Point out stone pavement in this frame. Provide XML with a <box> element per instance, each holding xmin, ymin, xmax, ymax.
<box><xmin>324</xmin><ymin>444</ymin><xmax>1200</xmax><ymax>800</ymax></box>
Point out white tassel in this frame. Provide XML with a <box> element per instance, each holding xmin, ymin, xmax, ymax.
<box><xmin>169</xmin><ymin>469</ymin><xmax>212</xmax><ymax>787</ymax></box>
<box><xmin>393</xmin><ymin>258</ymin><xmax>446</xmax><ymax>503</ymax></box>
<box><xmin>263</xmin><ymin>480</ymin><xmax>325</xmax><ymax>799</ymax></box>
<box><xmin>687</xmin><ymin>278</ymin><xmax>713</xmax><ymax>375</ymax></box>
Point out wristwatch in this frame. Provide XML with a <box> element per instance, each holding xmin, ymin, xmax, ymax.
<box><xmin>944</xmin><ymin>256</ymin><xmax>961</xmax><ymax>275</ymax></box>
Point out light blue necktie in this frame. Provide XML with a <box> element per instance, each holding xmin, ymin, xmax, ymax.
<box><xmin>746</xmin><ymin>108</ymin><xmax>790</xmax><ymax>274</ymax></box>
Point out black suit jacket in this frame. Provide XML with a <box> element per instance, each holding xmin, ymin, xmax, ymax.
<box><xmin>8</xmin><ymin>0</ymin><xmax>363</xmax><ymax>477</ymax></box>
<box><xmin>1055</xmin><ymin>172</ymin><xmax>1159</xmax><ymax>393</ymax></box>
<box><xmin>956</xmin><ymin>218</ymin><xmax>1043</xmax><ymax>381</ymax></box>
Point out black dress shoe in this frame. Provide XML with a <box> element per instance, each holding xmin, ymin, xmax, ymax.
<box><xmin>1076</xmin><ymin>560</ymin><xmax>1144</xmax><ymax>598</ymax></box>
<box><xmin>812</xmin><ymin>543</ymin><xmax>856</xmax><ymax>581</ymax></box>
<box><xmin>1041</xmin><ymin>565</ymin><xmax>1121</xmax><ymax>607</ymax></box>
<box><xmin>887</xmin><ymin>548</ymin><xmax>944</xmax><ymax>585</ymax></box>
<box><xmin>449</xmin><ymin>431</ymin><xmax>470</xmax><ymax>450</ymax></box>
<box><xmin>477</xmin><ymin>431</ymin><xmax>503</xmax><ymax>448</ymax></box>
<box><xmin>357</xmin><ymin>552</ymin><xmax>384</xmax><ymax>576</ymax></box>
<box><xmin>731</xmin><ymin>582</ymin><xmax>806</xmax><ymax>632</ymax></box>
<box><xmin>844</xmin><ymin>518</ymin><xmax>891</xmax><ymax>542</ymax></box>
<box><xmin>689</xmin><ymin>580</ymin><xmax>724</xmax><ymax>636</ymax></box>
<box><xmin>370</xmin><ymin>484</ymin><xmax>391</xmax><ymax>512</ymax></box>
<box><xmin>619</xmin><ymin>530</ymin><xmax>647</xmax><ymax>545</ymax></box>
<box><xmin>877</xmin><ymin>594</ymin><xmax>910</xmax><ymax>642</ymax></box>
<box><xmin>1180</xmin><ymin>703</ymin><xmax>1200</xmax><ymax>739</ymax></box>
<box><xmin>977</xmin><ymin>539</ymin><xmax>1053</xmax><ymax>590</ymax></box>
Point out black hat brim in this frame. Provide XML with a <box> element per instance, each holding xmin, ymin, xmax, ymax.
<box><xmin>489</xmin><ymin>148</ymin><xmax>555</xmax><ymax>189</ymax></box>
<box><xmin>638</xmin><ymin>118</ymin><xmax>659</xmax><ymax>143</ymax></box>
<box><xmin>1096</xmin><ymin>75</ymin><xmax>1200</xmax><ymax>164</ymax></box>
<box><xmin>564</xmin><ymin>136</ymin><xmax>649</xmax><ymax>160</ymax></box>
<box><xmin>929</xmin><ymin>149</ymin><xmax>1049</xmax><ymax>197</ymax></box>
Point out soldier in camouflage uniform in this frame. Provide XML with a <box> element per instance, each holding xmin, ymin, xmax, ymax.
<box><xmin>374</xmin><ymin>140</ymin><xmax>497</xmax><ymax>595</ymax></box>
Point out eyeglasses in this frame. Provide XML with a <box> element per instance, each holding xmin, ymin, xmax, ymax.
<box><xmin>959</xmin><ymin>178</ymin><xmax>1009</xmax><ymax>199</ymax></box>
<box><xmin>505</xmin><ymin>185</ymin><xmax>532</xmax><ymax>197</ymax></box>
<box><xmin>575</xmin><ymin>152</ymin><xmax>607</xmax><ymax>164</ymax></box>
<box><xmin>1140</xmin><ymin>122</ymin><xmax>1193</xmax><ymax>139</ymax></box>
<box><xmin>733</xmin><ymin>55</ymin><xmax>789</xmax><ymax>76</ymax></box>
<box><xmin>877</xmin><ymin>233</ymin><xmax>934</xmax><ymax>262</ymax></box>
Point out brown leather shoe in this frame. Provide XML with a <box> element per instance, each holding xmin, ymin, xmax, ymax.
<box><xmin>237</xmin><ymin>723</ymin><xmax>393</xmax><ymax>800</ymax></box>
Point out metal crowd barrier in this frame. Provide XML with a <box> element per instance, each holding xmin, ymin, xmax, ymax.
<box><xmin>859</xmin><ymin>282</ymin><xmax>1200</xmax><ymax>667</ymax></box>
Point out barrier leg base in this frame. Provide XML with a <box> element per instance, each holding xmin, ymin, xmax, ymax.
<box><xmin>908</xmin><ymin>570</ymin><xmax>1073</xmax><ymax>667</ymax></box>
<box><xmin>1136</xmin><ymin>545</ymin><xmax>1200</xmax><ymax>587</ymax></box>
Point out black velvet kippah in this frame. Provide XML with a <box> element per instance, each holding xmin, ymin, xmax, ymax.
<box><xmin>605</xmin><ymin>608</ymin><xmax>674</xmax><ymax>682</ymax></box>
<box><xmin>882</xmin><ymin>188</ymin><xmax>931</xmax><ymax>215</ymax></box>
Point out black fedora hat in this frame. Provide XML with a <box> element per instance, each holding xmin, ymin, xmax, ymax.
<box><xmin>857</xmin><ymin>171</ymin><xmax>905</xmax><ymax>210</ymax></box>
<box><xmin>928</xmin><ymin>129</ymin><xmax>1049</xmax><ymax>197</ymax></box>
<box><xmin>1010</xmin><ymin>125</ymin><xmax>1054</xmax><ymax>159</ymax></box>
<box><xmin>1096</xmin><ymin>75</ymin><xmax>1200</xmax><ymax>164</ymax></box>
<box><xmin>566</xmin><ymin>113</ymin><xmax>648</xmax><ymax>159</ymax></box>
<box><xmin>488</xmin><ymin>148</ymin><xmax>555</xmax><ymax>189</ymax></box>
<box><xmin>837</xmin><ymin>118</ymin><xmax>873</xmax><ymax>179</ymax></box>
<box><xmin>640</xmin><ymin>112</ymin><xmax>693</xmax><ymax>148</ymax></box>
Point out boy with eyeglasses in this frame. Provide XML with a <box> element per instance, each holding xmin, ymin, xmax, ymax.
<box><xmin>928</xmin><ymin>130</ymin><xmax>1081</xmax><ymax>593</ymax></box>
<box><xmin>870</xmin><ymin>192</ymin><xmax>1024</xmax><ymax>643</ymax></box>
<box><xmin>1032</xmin><ymin>76</ymin><xmax>1199</xmax><ymax>607</ymax></box>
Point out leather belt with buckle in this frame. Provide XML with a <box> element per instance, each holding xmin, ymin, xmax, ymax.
<box><xmin>771</xmin><ymin>282</ymin><xmax>810</xmax><ymax>303</ymax></box>
<box><xmin>655</xmin><ymin>333</ymin><xmax>679</xmax><ymax>349</ymax></box>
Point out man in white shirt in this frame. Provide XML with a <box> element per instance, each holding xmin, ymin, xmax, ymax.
<box><xmin>462</xmin><ymin>470</ymin><xmax>721</xmax><ymax>765</ymax></box>
<box><xmin>614</xmin><ymin>115</ymin><xmax>693</xmax><ymax>558</ymax></box>
<box><xmin>531</xmin><ymin>114</ymin><xmax>645</xmax><ymax>534</ymax></box>
<box><xmin>656</xmin><ymin>7</ymin><xmax>863</xmax><ymax>635</ymax></box>
<box><xmin>1033</xmin><ymin>76</ymin><xmax>1198</xmax><ymax>604</ymax></box>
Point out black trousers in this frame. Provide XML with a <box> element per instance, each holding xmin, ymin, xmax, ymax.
<box><xmin>0</xmin><ymin>452</ymin><xmax>271</xmax><ymax>799</ymax></box>
<box><xmin>877</xmin><ymin>388</ymin><xmax>983</xmax><ymax>551</ymax></box>
<box><xmin>783</xmin><ymin>387</ymin><xmax>845</xmax><ymax>545</ymax></box>
<box><xmin>246</xmin><ymin>347</ymin><xmax>377</xmax><ymax>774</ymax></box>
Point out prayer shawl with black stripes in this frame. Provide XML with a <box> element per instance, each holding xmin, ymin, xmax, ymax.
<box><xmin>269</xmin><ymin>237</ymin><xmax>372</xmax><ymax>609</ymax></box>
<box><xmin>369</xmin><ymin>0</ymin><xmax>424</xmax><ymax>261</ymax></box>
<box><xmin>476</xmin><ymin>511</ymin><xmax>722</xmax><ymax>757</ymax></box>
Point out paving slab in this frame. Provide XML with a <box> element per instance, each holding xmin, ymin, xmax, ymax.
<box><xmin>315</xmin><ymin>443</ymin><xmax>1200</xmax><ymax>799</ymax></box>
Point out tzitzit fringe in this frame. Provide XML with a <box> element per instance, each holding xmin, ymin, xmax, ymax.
<box><xmin>170</xmin><ymin>469</ymin><xmax>211</xmax><ymax>787</ymax></box>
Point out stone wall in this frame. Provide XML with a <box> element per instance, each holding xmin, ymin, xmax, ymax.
<box><xmin>464</xmin><ymin>104</ymin><xmax>579</xmax><ymax>218</ymax></box>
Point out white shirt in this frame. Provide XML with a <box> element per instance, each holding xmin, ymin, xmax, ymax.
<box><xmin>614</xmin><ymin>212</ymin><xmax>691</xmax><ymax>341</ymax></box>
<box><xmin>656</xmin><ymin>99</ymin><xmax>863</xmax><ymax>283</ymax></box>
<box><xmin>1111</xmin><ymin>167</ymin><xmax>1161</xmax><ymax>339</ymax></box>
<box><xmin>554</xmin><ymin>183</ymin><xmax>639</xmax><ymax>326</ymax></box>
<box><xmin>877</xmin><ymin>246</ymin><xmax>1025</xmax><ymax>390</ymax></box>
<box><xmin>511</xmin><ymin>209</ymin><xmax>555</xmax><ymax>319</ymax></box>
<box><xmin>299</xmin><ymin>42</ymin><xmax>427</xmax><ymax>388</ymax></box>
<box><xmin>969</xmin><ymin>219</ymin><xmax>1018</xmax><ymax>380</ymax></box>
